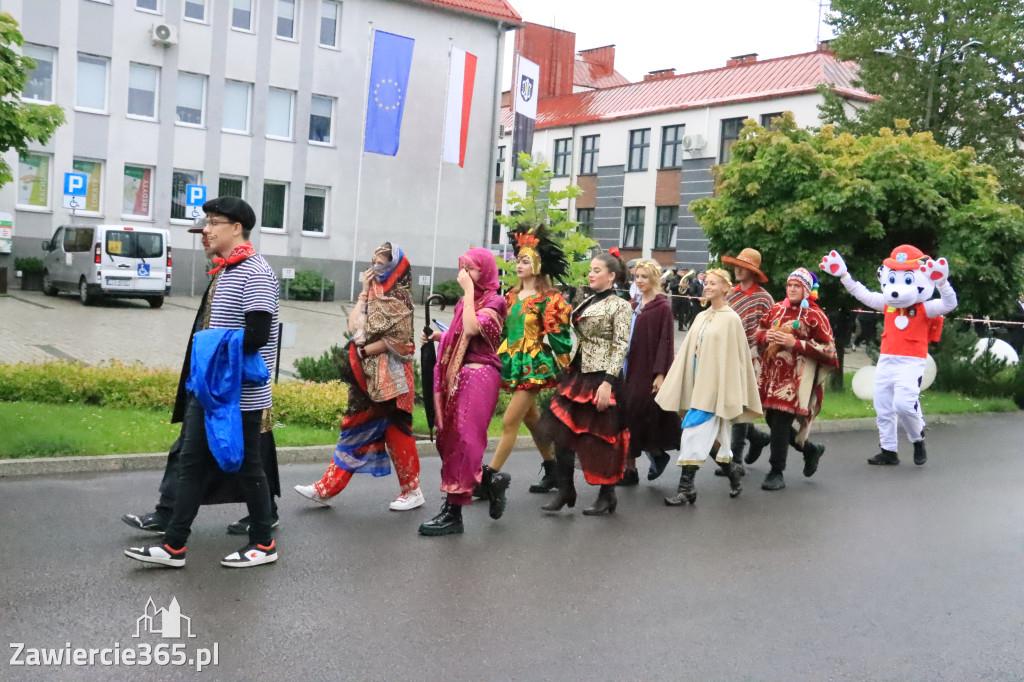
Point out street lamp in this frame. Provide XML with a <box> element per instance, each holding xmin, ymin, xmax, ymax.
<box><xmin>874</xmin><ymin>41</ymin><xmax>983</xmax><ymax>128</ymax></box>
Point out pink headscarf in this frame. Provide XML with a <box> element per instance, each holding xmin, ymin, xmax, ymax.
<box><xmin>459</xmin><ymin>247</ymin><xmax>500</xmax><ymax>303</ymax></box>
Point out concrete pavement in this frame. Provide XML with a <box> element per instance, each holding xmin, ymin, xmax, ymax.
<box><xmin>1</xmin><ymin>413</ymin><xmax>1022</xmax><ymax>681</ymax></box>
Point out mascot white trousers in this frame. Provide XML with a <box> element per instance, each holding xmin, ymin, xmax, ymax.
<box><xmin>874</xmin><ymin>354</ymin><xmax>926</xmax><ymax>450</ymax></box>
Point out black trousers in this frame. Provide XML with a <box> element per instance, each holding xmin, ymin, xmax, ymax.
<box><xmin>765</xmin><ymin>409</ymin><xmax>813</xmax><ymax>474</ymax></box>
<box><xmin>163</xmin><ymin>398</ymin><xmax>274</xmax><ymax>548</ymax></box>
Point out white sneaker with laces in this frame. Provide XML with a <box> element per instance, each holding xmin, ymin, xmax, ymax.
<box><xmin>293</xmin><ymin>484</ymin><xmax>332</xmax><ymax>506</ymax></box>
<box><xmin>389</xmin><ymin>487</ymin><xmax>425</xmax><ymax>511</ymax></box>
<box><xmin>221</xmin><ymin>540</ymin><xmax>278</xmax><ymax>568</ymax></box>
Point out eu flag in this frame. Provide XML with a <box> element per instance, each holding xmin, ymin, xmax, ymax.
<box><xmin>364</xmin><ymin>31</ymin><xmax>415</xmax><ymax>156</ymax></box>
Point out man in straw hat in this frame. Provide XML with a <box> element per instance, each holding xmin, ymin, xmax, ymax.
<box><xmin>717</xmin><ymin>248</ymin><xmax>774</xmax><ymax>477</ymax></box>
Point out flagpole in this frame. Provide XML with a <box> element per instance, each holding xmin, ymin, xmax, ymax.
<box><xmin>428</xmin><ymin>39</ymin><xmax>455</xmax><ymax>297</ymax></box>
<box><xmin>350</xmin><ymin>22</ymin><xmax>375</xmax><ymax>301</ymax></box>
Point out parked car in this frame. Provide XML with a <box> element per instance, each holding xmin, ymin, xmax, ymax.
<box><xmin>40</xmin><ymin>224</ymin><xmax>171</xmax><ymax>307</ymax></box>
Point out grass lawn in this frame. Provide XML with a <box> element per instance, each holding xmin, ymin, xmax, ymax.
<box><xmin>816</xmin><ymin>375</ymin><xmax>1019</xmax><ymax>420</ymax></box>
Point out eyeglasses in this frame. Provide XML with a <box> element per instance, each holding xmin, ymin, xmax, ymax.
<box><xmin>205</xmin><ymin>219</ymin><xmax>236</xmax><ymax>227</ymax></box>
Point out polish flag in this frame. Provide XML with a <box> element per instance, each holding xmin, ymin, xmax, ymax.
<box><xmin>442</xmin><ymin>47</ymin><xmax>477</xmax><ymax>167</ymax></box>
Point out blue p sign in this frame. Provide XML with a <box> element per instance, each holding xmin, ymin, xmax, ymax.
<box><xmin>64</xmin><ymin>172</ymin><xmax>88</xmax><ymax>196</ymax></box>
<box><xmin>186</xmin><ymin>184</ymin><xmax>207</xmax><ymax>207</ymax></box>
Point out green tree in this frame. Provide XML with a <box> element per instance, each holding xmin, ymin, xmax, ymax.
<box><xmin>691</xmin><ymin>114</ymin><xmax>1024</xmax><ymax>381</ymax></box>
<box><xmin>0</xmin><ymin>13</ymin><xmax>65</xmax><ymax>188</ymax></box>
<box><xmin>820</xmin><ymin>0</ymin><xmax>1024</xmax><ymax>204</ymax></box>
<box><xmin>497</xmin><ymin>152</ymin><xmax>598</xmax><ymax>289</ymax></box>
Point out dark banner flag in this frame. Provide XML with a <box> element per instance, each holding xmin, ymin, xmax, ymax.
<box><xmin>511</xmin><ymin>55</ymin><xmax>539</xmax><ymax>169</ymax></box>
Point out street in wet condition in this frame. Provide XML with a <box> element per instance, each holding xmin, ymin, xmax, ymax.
<box><xmin>1</xmin><ymin>413</ymin><xmax>1022</xmax><ymax>681</ymax></box>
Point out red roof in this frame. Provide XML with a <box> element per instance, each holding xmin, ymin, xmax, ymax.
<box><xmin>573</xmin><ymin>58</ymin><xmax>631</xmax><ymax>90</ymax></box>
<box><xmin>502</xmin><ymin>50</ymin><xmax>873</xmax><ymax>130</ymax></box>
<box><xmin>417</xmin><ymin>0</ymin><xmax>523</xmax><ymax>25</ymax></box>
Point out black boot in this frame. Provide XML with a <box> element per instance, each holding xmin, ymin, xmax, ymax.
<box><xmin>717</xmin><ymin>460</ymin><xmax>743</xmax><ymax>498</ymax></box>
<box><xmin>541</xmin><ymin>449</ymin><xmax>577</xmax><ymax>513</ymax></box>
<box><xmin>761</xmin><ymin>470</ymin><xmax>786</xmax><ymax>491</ymax></box>
<box><xmin>647</xmin><ymin>449</ymin><xmax>671</xmax><ymax>481</ymax></box>
<box><xmin>583</xmin><ymin>484</ymin><xmax>618</xmax><ymax>515</ymax></box>
<box><xmin>913</xmin><ymin>440</ymin><xmax>927</xmax><ymax>466</ymax></box>
<box><xmin>418</xmin><ymin>501</ymin><xmax>464</xmax><ymax>536</ymax></box>
<box><xmin>528</xmin><ymin>459</ymin><xmax>557</xmax><ymax>493</ymax></box>
<box><xmin>802</xmin><ymin>443</ymin><xmax>825</xmax><ymax>477</ymax></box>
<box><xmin>714</xmin><ymin>460</ymin><xmax>745</xmax><ymax>477</ymax></box>
<box><xmin>867</xmin><ymin>449</ymin><xmax>899</xmax><ymax>465</ymax></box>
<box><xmin>472</xmin><ymin>466</ymin><xmax>491</xmax><ymax>500</ymax></box>
<box><xmin>745</xmin><ymin>429</ymin><xmax>770</xmax><ymax>465</ymax></box>
<box><xmin>487</xmin><ymin>468</ymin><xmax>511</xmax><ymax>520</ymax></box>
<box><xmin>664</xmin><ymin>466</ymin><xmax>698</xmax><ymax>506</ymax></box>
<box><xmin>616</xmin><ymin>467</ymin><xmax>640</xmax><ymax>487</ymax></box>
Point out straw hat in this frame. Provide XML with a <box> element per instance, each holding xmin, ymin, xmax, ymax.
<box><xmin>721</xmin><ymin>248</ymin><xmax>768</xmax><ymax>283</ymax></box>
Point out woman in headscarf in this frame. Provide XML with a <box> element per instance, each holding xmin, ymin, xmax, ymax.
<box><xmin>752</xmin><ymin>267</ymin><xmax>837</xmax><ymax>491</ymax></box>
<box><xmin>293</xmin><ymin>243</ymin><xmax>423</xmax><ymax>511</ymax></box>
<box><xmin>419</xmin><ymin>247</ymin><xmax>507</xmax><ymax>536</ymax></box>
<box><xmin>655</xmin><ymin>268</ymin><xmax>762</xmax><ymax>506</ymax></box>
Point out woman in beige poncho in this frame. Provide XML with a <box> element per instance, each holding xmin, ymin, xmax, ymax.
<box><xmin>654</xmin><ymin>268</ymin><xmax>762</xmax><ymax>505</ymax></box>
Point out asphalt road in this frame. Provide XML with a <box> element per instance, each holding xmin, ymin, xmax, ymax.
<box><xmin>1</xmin><ymin>414</ymin><xmax>1022</xmax><ymax>681</ymax></box>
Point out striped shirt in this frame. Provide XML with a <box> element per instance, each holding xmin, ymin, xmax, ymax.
<box><xmin>208</xmin><ymin>254</ymin><xmax>280</xmax><ymax>411</ymax></box>
<box><xmin>727</xmin><ymin>284</ymin><xmax>774</xmax><ymax>348</ymax></box>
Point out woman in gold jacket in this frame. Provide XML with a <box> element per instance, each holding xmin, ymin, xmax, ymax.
<box><xmin>541</xmin><ymin>252</ymin><xmax>633</xmax><ymax>515</ymax></box>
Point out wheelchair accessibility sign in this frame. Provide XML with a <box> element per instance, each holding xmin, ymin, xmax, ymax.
<box><xmin>138</xmin><ymin>263</ymin><xmax>151</xmax><ymax>277</ymax></box>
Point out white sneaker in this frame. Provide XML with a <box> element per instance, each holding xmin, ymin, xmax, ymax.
<box><xmin>389</xmin><ymin>487</ymin><xmax>425</xmax><ymax>511</ymax></box>
<box><xmin>293</xmin><ymin>484</ymin><xmax>332</xmax><ymax>507</ymax></box>
<box><xmin>221</xmin><ymin>540</ymin><xmax>278</xmax><ymax>568</ymax></box>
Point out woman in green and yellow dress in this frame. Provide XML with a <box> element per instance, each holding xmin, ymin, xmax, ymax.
<box><xmin>474</xmin><ymin>227</ymin><xmax>571</xmax><ymax>519</ymax></box>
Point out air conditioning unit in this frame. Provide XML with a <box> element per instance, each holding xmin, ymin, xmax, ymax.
<box><xmin>680</xmin><ymin>135</ymin><xmax>695</xmax><ymax>150</ymax></box>
<box><xmin>151</xmin><ymin>23</ymin><xmax>177</xmax><ymax>46</ymax></box>
<box><xmin>692</xmin><ymin>134</ymin><xmax>706</xmax><ymax>149</ymax></box>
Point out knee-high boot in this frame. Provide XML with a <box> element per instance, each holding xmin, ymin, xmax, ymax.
<box><xmin>541</xmin><ymin>447</ymin><xmax>577</xmax><ymax>512</ymax></box>
<box><xmin>664</xmin><ymin>465</ymin><xmax>698</xmax><ymax>506</ymax></box>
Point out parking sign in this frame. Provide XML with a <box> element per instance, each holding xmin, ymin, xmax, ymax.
<box><xmin>186</xmin><ymin>184</ymin><xmax>207</xmax><ymax>207</ymax></box>
<box><xmin>64</xmin><ymin>172</ymin><xmax>88</xmax><ymax>197</ymax></box>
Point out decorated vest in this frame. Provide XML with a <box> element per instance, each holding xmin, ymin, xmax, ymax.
<box><xmin>880</xmin><ymin>303</ymin><xmax>943</xmax><ymax>359</ymax></box>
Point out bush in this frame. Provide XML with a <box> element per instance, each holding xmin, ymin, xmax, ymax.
<box><xmin>294</xmin><ymin>345</ymin><xmax>346</xmax><ymax>383</ymax></box>
<box><xmin>932</xmin><ymin>324</ymin><xmax>1023</xmax><ymax>404</ymax></box>
<box><xmin>433</xmin><ymin>279</ymin><xmax>463</xmax><ymax>304</ymax></box>
<box><xmin>288</xmin><ymin>270</ymin><xmax>334</xmax><ymax>301</ymax></box>
<box><xmin>14</xmin><ymin>257</ymin><xmax>45</xmax><ymax>273</ymax></box>
<box><xmin>270</xmin><ymin>380</ymin><xmax>347</xmax><ymax>430</ymax></box>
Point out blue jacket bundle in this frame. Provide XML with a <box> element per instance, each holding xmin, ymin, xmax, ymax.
<box><xmin>186</xmin><ymin>328</ymin><xmax>270</xmax><ymax>472</ymax></box>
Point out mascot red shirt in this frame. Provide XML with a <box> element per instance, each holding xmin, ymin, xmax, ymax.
<box><xmin>820</xmin><ymin>245</ymin><xmax>958</xmax><ymax>466</ymax></box>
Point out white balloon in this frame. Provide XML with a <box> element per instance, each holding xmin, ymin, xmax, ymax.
<box><xmin>921</xmin><ymin>353</ymin><xmax>937</xmax><ymax>391</ymax></box>
<box><xmin>852</xmin><ymin>365</ymin><xmax>876</xmax><ymax>401</ymax></box>
<box><xmin>972</xmin><ymin>338</ymin><xmax>1020</xmax><ymax>365</ymax></box>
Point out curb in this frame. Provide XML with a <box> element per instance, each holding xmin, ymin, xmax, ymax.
<box><xmin>0</xmin><ymin>412</ymin><xmax>1010</xmax><ymax>478</ymax></box>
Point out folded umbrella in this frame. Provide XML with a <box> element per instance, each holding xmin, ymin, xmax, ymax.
<box><xmin>421</xmin><ymin>294</ymin><xmax>446</xmax><ymax>441</ymax></box>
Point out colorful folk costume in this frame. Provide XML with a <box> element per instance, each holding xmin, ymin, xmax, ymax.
<box><xmin>621</xmin><ymin>263</ymin><xmax>681</xmax><ymax>483</ymax></box>
<box><xmin>419</xmin><ymin>248</ymin><xmax>507</xmax><ymax>536</ymax></box>
<box><xmin>721</xmin><ymin>248</ymin><xmax>775</xmax><ymax>475</ymax></box>
<box><xmin>474</xmin><ymin>226</ymin><xmax>572</xmax><ymax>518</ymax></box>
<box><xmin>655</xmin><ymin>273</ymin><xmax>762</xmax><ymax>506</ymax></box>
<box><xmin>541</xmin><ymin>288</ymin><xmax>633</xmax><ymax>515</ymax></box>
<box><xmin>294</xmin><ymin>243</ymin><xmax>422</xmax><ymax>510</ymax></box>
<box><xmin>753</xmin><ymin>268</ymin><xmax>838</xmax><ymax>491</ymax></box>
<box><xmin>820</xmin><ymin>246</ymin><xmax>957</xmax><ymax>465</ymax></box>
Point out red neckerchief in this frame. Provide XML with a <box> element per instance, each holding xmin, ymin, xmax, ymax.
<box><xmin>731</xmin><ymin>283</ymin><xmax>761</xmax><ymax>296</ymax></box>
<box><xmin>208</xmin><ymin>242</ymin><xmax>257</xmax><ymax>275</ymax></box>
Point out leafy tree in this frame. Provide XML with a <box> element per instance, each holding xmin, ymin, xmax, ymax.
<box><xmin>691</xmin><ymin>114</ymin><xmax>1024</xmax><ymax>382</ymax></box>
<box><xmin>0</xmin><ymin>12</ymin><xmax>65</xmax><ymax>188</ymax></box>
<box><xmin>496</xmin><ymin>152</ymin><xmax>598</xmax><ymax>289</ymax></box>
<box><xmin>820</xmin><ymin>0</ymin><xmax>1024</xmax><ymax>204</ymax></box>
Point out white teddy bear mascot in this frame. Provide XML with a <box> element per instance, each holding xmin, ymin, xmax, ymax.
<box><xmin>819</xmin><ymin>245</ymin><xmax>957</xmax><ymax>466</ymax></box>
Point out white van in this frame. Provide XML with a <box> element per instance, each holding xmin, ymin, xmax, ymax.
<box><xmin>40</xmin><ymin>224</ymin><xmax>172</xmax><ymax>307</ymax></box>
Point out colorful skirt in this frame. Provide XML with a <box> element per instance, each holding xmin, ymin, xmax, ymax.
<box><xmin>543</xmin><ymin>368</ymin><xmax>628</xmax><ymax>485</ymax></box>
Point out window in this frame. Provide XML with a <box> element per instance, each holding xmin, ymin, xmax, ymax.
<box><xmin>222</xmin><ymin>80</ymin><xmax>251</xmax><ymax>133</ymax></box>
<box><xmin>231</xmin><ymin>0</ymin><xmax>254</xmax><ymax>31</ymax></box>
<box><xmin>496</xmin><ymin>146</ymin><xmax>505</xmax><ymax>180</ymax></box>
<box><xmin>262</xmin><ymin>182</ymin><xmax>288</xmax><ymax>230</ymax></box>
<box><xmin>660</xmin><ymin>124</ymin><xmax>685</xmax><ymax>169</ymax></box>
<box><xmin>106</xmin><ymin>230</ymin><xmax>163</xmax><ymax>258</ymax></box>
<box><xmin>309</xmin><ymin>95</ymin><xmax>333</xmax><ymax>144</ymax></box>
<box><xmin>17</xmin><ymin>152</ymin><xmax>51</xmax><ymax>209</ymax></box>
<box><xmin>63</xmin><ymin>227</ymin><xmax>93</xmax><ymax>252</ymax></box>
<box><xmin>123</xmin><ymin>165</ymin><xmax>154</xmax><ymax>218</ymax></box>
<box><xmin>135</xmin><ymin>0</ymin><xmax>159</xmax><ymax>12</ymax></box>
<box><xmin>627</xmin><ymin>128</ymin><xmax>650</xmax><ymax>172</ymax></box>
<box><xmin>720</xmin><ymin>116</ymin><xmax>745</xmax><ymax>163</ymax></box>
<box><xmin>623</xmin><ymin>207</ymin><xmax>644</xmax><ymax>248</ymax></box>
<box><xmin>576</xmin><ymin>208</ymin><xmax>594</xmax><ymax>237</ymax></box>
<box><xmin>655</xmin><ymin>206</ymin><xmax>677</xmax><ymax>249</ymax></box>
<box><xmin>72</xmin><ymin>159</ymin><xmax>103</xmax><ymax>213</ymax></box>
<box><xmin>276</xmin><ymin>0</ymin><xmax>297</xmax><ymax>40</ymax></box>
<box><xmin>267</xmin><ymin>88</ymin><xmax>294</xmax><ymax>139</ymax></box>
<box><xmin>127</xmin><ymin>63</ymin><xmax>159</xmax><ymax>119</ymax></box>
<box><xmin>553</xmin><ymin>138</ymin><xmax>572</xmax><ymax>177</ymax></box>
<box><xmin>171</xmin><ymin>169</ymin><xmax>201</xmax><ymax>221</ymax></box>
<box><xmin>303</xmin><ymin>186</ymin><xmax>327</xmax><ymax>234</ymax></box>
<box><xmin>320</xmin><ymin>0</ymin><xmax>340</xmax><ymax>48</ymax></box>
<box><xmin>184</xmin><ymin>0</ymin><xmax>206</xmax><ymax>22</ymax></box>
<box><xmin>176</xmin><ymin>72</ymin><xmax>206</xmax><ymax>126</ymax></box>
<box><xmin>760</xmin><ymin>112</ymin><xmax>783</xmax><ymax>129</ymax></box>
<box><xmin>219</xmin><ymin>176</ymin><xmax>245</xmax><ymax>199</ymax></box>
<box><xmin>76</xmin><ymin>53</ymin><xmax>109</xmax><ymax>112</ymax></box>
<box><xmin>580</xmin><ymin>135</ymin><xmax>599</xmax><ymax>174</ymax></box>
<box><xmin>22</xmin><ymin>44</ymin><xmax>55</xmax><ymax>103</ymax></box>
